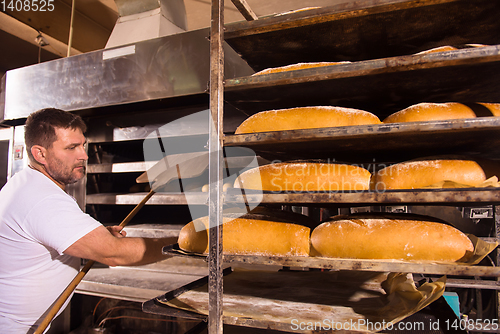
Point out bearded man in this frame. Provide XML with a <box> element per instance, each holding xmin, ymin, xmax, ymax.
<box><xmin>0</xmin><ymin>108</ymin><xmax>172</xmax><ymax>333</ymax></box>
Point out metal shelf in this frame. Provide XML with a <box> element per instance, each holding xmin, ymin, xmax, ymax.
<box><xmin>86</xmin><ymin>192</ymin><xmax>208</xmax><ymax>205</ymax></box>
<box><xmin>87</xmin><ymin>161</ymin><xmax>157</xmax><ymax>174</ymax></box>
<box><xmin>225</xmin><ymin>188</ymin><xmax>500</xmax><ymax>207</ymax></box>
<box><xmin>225</xmin><ymin>0</ymin><xmax>500</xmax><ymax>72</ymax></box>
<box><xmin>164</xmin><ymin>244</ymin><xmax>500</xmax><ymax>278</ymax></box>
<box><xmin>224</xmin><ymin>45</ymin><xmax>500</xmax><ymax>116</ymax></box>
<box><xmin>143</xmin><ymin>268</ymin><xmax>460</xmax><ymax>334</ymax></box>
<box><xmin>85</xmin><ymin>188</ymin><xmax>500</xmax><ymax>207</ymax></box>
<box><xmin>222</xmin><ymin>255</ymin><xmax>500</xmax><ymax>278</ymax></box>
<box><xmin>224</xmin><ymin>117</ymin><xmax>500</xmax><ymax>161</ymax></box>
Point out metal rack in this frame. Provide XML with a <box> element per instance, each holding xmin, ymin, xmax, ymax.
<box><xmin>193</xmin><ymin>0</ymin><xmax>500</xmax><ymax>333</ymax></box>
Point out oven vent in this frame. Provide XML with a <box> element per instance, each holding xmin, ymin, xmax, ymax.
<box><xmin>105</xmin><ymin>0</ymin><xmax>187</xmax><ymax>49</ymax></box>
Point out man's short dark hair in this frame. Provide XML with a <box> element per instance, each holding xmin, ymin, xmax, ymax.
<box><xmin>25</xmin><ymin>108</ymin><xmax>87</xmax><ymax>161</ymax></box>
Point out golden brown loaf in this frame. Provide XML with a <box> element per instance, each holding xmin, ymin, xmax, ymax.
<box><xmin>416</xmin><ymin>45</ymin><xmax>457</xmax><ymax>54</ymax></box>
<box><xmin>178</xmin><ymin>211</ymin><xmax>311</xmax><ymax>256</ymax></box>
<box><xmin>234</xmin><ymin>106</ymin><xmax>381</xmax><ymax>134</ymax></box>
<box><xmin>383</xmin><ymin>102</ymin><xmax>500</xmax><ymax>123</ymax></box>
<box><xmin>370</xmin><ymin>156</ymin><xmax>499</xmax><ymax>190</ymax></box>
<box><xmin>252</xmin><ymin>62</ymin><xmax>349</xmax><ymax>76</ymax></box>
<box><xmin>481</xmin><ymin>102</ymin><xmax>500</xmax><ymax>115</ymax></box>
<box><xmin>233</xmin><ymin>162</ymin><xmax>372</xmax><ymax>192</ymax></box>
<box><xmin>416</xmin><ymin>44</ymin><xmax>487</xmax><ymax>55</ymax></box>
<box><xmin>311</xmin><ymin>214</ymin><xmax>474</xmax><ymax>262</ymax></box>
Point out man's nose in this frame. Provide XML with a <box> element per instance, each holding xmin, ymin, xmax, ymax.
<box><xmin>79</xmin><ymin>146</ymin><xmax>89</xmax><ymax>160</ymax></box>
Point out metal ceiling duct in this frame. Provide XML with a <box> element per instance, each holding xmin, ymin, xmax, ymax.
<box><xmin>105</xmin><ymin>0</ymin><xmax>188</xmax><ymax>49</ymax></box>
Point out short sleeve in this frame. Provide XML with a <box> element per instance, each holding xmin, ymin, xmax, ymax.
<box><xmin>24</xmin><ymin>193</ymin><xmax>102</xmax><ymax>254</ymax></box>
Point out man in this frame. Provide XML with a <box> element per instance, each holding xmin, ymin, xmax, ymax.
<box><xmin>0</xmin><ymin>108</ymin><xmax>173</xmax><ymax>333</ymax></box>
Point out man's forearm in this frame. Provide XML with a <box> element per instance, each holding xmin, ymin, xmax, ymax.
<box><xmin>108</xmin><ymin>236</ymin><xmax>176</xmax><ymax>267</ymax></box>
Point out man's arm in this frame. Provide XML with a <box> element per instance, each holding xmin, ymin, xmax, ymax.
<box><xmin>63</xmin><ymin>225</ymin><xmax>175</xmax><ymax>266</ymax></box>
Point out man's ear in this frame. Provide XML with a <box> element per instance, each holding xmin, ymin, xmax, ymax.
<box><xmin>31</xmin><ymin>145</ymin><xmax>47</xmax><ymax>165</ymax></box>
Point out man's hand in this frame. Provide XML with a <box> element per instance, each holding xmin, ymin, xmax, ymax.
<box><xmin>106</xmin><ymin>225</ymin><xmax>126</xmax><ymax>238</ymax></box>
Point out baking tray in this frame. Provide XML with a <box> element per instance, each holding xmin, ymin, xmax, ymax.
<box><xmin>224</xmin><ymin>188</ymin><xmax>500</xmax><ymax>207</ymax></box>
<box><xmin>143</xmin><ymin>268</ymin><xmax>450</xmax><ymax>333</ymax></box>
<box><xmin>142</xmin><ymin>267</ymin><xmax>233</xmax><ymax>321</ymax></box>
<box><xmin>162</xmin><ymin>244</ymin><xmax>500</xmax><ymax>278</ymax></box>
<box><xmin>224</xmin><ymin>117</ymin><xmax>500</xmax><ymax>161</ymax></box>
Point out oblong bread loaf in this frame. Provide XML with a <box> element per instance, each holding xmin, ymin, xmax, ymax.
<box><xmin>311</xmin><ymin>214</ymin><xmax>473</xmax><ymax>262</ymax></box>
<box><xmin>370</xmin><ymin>156</ymin><xmax>499</xmax><ymax>190</ymax></box>
<box><xmin>383</xmin><ymin>102</ymin><xmax>500</xmax><ymax>123</ymax></box>
<box><xmin>234</xmin><ymin>106</ymin><xmax>381</xmax><ymax>134</ymax></box>
<box><xmin>416</xmin><ymin>44</ymin><xmax>487</xmax><ymax>55</ymax></box>
<box><xmin>252</xmin><ymin>62</ymin><xmax>349</xmax><ymax>76</ymax></box>
<box><xmin>178</xmin><ymin>212</ymin><xmax>311</xmax><ymax>256</ymax></box>
<box><xmin>416</xmin><ymin>45</ymin><xmax>457</xmax><ymax>54</ymax></box>
<box><xmin>234</xmin><ymin>162</ymin><xmax>371</xmax><ymax>192</ymax></box>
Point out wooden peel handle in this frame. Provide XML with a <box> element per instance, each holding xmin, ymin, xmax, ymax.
<box><xmin>34</xmin><ymin>190</ymin><xmax>155</xmax><ymax>334</ymax></box>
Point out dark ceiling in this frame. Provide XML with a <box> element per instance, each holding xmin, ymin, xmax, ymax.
<box><xmin>0</xmin><ymin>29</ymin><xmax>59</xmax><ymax>74</ymax></box>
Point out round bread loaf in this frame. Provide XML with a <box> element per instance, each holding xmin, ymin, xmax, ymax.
<box><xmin>234</xmin><ymin>162</ymin><xmax>371</xmax><ymax>192</ymax></box>
<box><xmin>178</xmin><ymin>210</ymin><xmax>311</xmax><ymax>256</ymax></box>
<box><xmin>383</xmin><ymin>102</ymin><xmax>500</xmax><ymax>123</ymax></box>
<box><xmin>234</xmin><ymin>106</ymin><xmax>381</xmax><ymax>134</ymax></box>
<box><xmin>311</xmin><ymin>214</ymin><xmax>473</xmax><ymax>262</ymax></box>
<box><xmin>370</xmin><ymin>157</ymin><xmax>499</xmax><ymax>190</ymax></box>
<box><xmin>252</xmin><ymin>62</ymin><xmax>349</xmax><ymax>76</ymax></box>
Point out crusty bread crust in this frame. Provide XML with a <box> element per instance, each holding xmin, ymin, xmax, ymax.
<box><xmin>252</xmin><ymin>62</ymin><xmax>349</xmax><ymax>76</ymax></box>
<box><xmin>234</xmin><ymin>162</ymin><xmax>371</xmax><ymax>192</ymax></box>
<box><xmin>235</xmin><ymin>106</ymin><xmax>381</xmax><ymax>134</ymax></box>
<box><xmin>370</xmin><ymin>157</ymin><xmax>499</xmax><ymax>190</ymax></box>
<box><xmin>311</xmin><ymin>215</ymin><xmax>473</xmax><ymax>262</ymax></box>
<box><xmin>383</xmin><ymin>102</ymin><xmax>500</xmax><ymax>123</ymax></box>
<box><xmin>178</xmin><ymin>215</ymin><xmax>310</xmax><ymax>256</ymax></box>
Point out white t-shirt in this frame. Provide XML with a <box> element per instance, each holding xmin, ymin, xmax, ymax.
<box><xmin>0</xmin><ymin>167</ymin><xmax>102</xmax><ymax>333</ymax></box>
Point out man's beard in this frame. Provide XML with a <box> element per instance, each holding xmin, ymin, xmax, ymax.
<box><xmin>46</xmin><ymin>158</ymin><xmax>86</xmax><ymax>185</ymax></box>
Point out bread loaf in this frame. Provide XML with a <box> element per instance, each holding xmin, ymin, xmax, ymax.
<box><xmin>416</xmin><ymin>44</ymin><xmax>487</xmax><ymax>55</ymax></box>
<box><xmin>252</xmin><ymin>62</ymin><xmax>349</xmax><ymax>76</ymax></box>
<box><xmin>178</xmin><ymin>210</ymin><xmax>311</xmax><ymax>256</ymax></box>
<box><xmin>416</xmin><ymin>45</ymin><xmax>457</xmax><ymax>54</ymax></box>
<box><xmin>370</xmin><ymin>156</ymin><xmax>499</xmax><ymax>190</ymax></box>
<box><xmin>234</xmin><ymin>162</ymin><xmax>371</xmax><ymax>192</ymax></box>
<box><xmin>311</xmin><ymin>214</ymin><xmax>473</xmax><ymax>262</ymax></box>
<box><xmin>234</xmin><ymin>106</ymin><xmax>381</xmax><ymax>134</ymax></box>
<box><xmin>383</xmin><ymin>102</ymin><xmax>500</xmax><ymax>123</ymax></box>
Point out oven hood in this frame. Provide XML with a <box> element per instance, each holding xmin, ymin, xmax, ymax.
<box><xmin>0</xmin><ymin>27</ymin><xmax>254</xmax><ymax>122</ymax></box>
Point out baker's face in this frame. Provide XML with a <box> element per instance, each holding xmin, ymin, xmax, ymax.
<box><xmin>44</xmin><ymin>127</ymin><xmax>88</xmax><ymax>185</ymax></box>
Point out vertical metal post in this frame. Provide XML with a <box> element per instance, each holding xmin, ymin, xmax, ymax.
<box><xmin>495</xmin><ymin>205</ymin><xmax>500</xmax><ymax>320</ymax></box>
<box><xmin>208</xmin><ymin>0</ymin><xmax>224</xmax><ymax>333</ymax></box>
